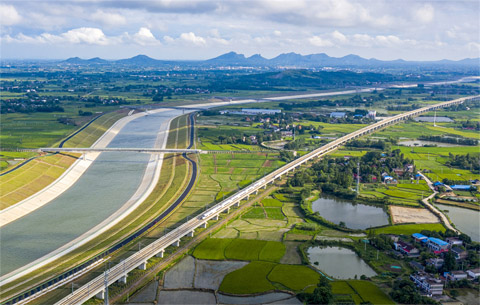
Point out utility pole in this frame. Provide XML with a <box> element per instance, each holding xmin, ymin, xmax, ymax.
<box><xmin>356</xmin><ymin>162</ymin><xmax>360</xmax><ymax>194</ymax></box>
<box><xmin>104</xmin><ymin>270</ymin><xmax>109</xmax><ymax>305</ymax></box>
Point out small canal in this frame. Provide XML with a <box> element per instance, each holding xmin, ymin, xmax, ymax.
<box><xmin>307</xmin><ymin>246</ymin><xmax>377</xmax><ymax>279</ymax></box>
<box><xmin>311</xmin><ymin>196</ymin><xmax>389</xmax><ymax>230</ymax></box>
<box><xmin>437</xmin><ymin>204</ymin><xmax>480</xmax><ymax>242</ymax></box>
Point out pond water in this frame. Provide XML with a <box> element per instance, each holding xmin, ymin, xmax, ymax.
<box><xmin>398</xmin><ymin>140</ymin><xmax>461</xmax><ymax>147</ymax></box>
<box><xmin>311</xmin><ymin>196</ymin><xmax>389</xmax><ymax>230</ymax></box>
<box><xmin>437</xmin><ymin>204</ymin><xmax>480</xmax><ymax>242</ymax></box>
<box><xmin>307</xmin><ymin>246</ymin><xmax>377</xmax><ymax>279</ymax></box>
<box><xmin>414</xmin><ymin>116</ymin><xmax>453</xmax><ymax>122</ymax></box>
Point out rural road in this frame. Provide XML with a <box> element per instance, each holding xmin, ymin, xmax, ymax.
<box><xmin>417</xmin><ymin>171</ymin><xmax>458</xmax><ymax>233</ymax></box>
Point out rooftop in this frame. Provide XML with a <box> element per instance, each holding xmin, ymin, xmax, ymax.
<box><xmin>428</xmin><ymin>237</ymin><xmax>448</xmax><ymax>246</ymax></box>
<box><xmin>412</xmin><ymin>233</ymin><xmax>428</xmax><ymax>239</ymax></box>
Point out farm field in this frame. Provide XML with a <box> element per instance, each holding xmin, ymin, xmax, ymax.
<box><xmin>373</xmin><ymin>223</ymin><xmax>446</xmax><ymax>235</ymax></box>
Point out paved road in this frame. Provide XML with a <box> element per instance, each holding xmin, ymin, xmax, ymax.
<box><xmin>417</xmin><ymin>171</ymin><xmax>458</xmax><ymax>233</ymax></box>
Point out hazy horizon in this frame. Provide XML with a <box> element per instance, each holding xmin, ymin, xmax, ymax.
<box><xmin>1</xmin><ymin>0</ymin><xmax>479</xmax><ymax>61</ymax></box>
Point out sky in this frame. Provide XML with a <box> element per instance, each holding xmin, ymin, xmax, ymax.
<box><xmin>1</xmin><ymin>0</ymin><xmax>479</xmax><ymax>61</ymax></box>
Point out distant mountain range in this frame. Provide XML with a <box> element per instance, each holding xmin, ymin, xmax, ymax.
<box><xmin>62</xmin><ymin>52</ymin><xmax>479</xmax><ymax>69</ymax></box>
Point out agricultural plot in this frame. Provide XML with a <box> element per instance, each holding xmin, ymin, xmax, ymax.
<box><xmin>268</xmin><ymin>264</ymin><xmax>320</xmax><ymax>292</ymax></box>
<box><xmin>193</xmin><ymin>238</ymin><xmax>286</xmax><ymax>262</ymax></box>
<box><xmin>373</xmin><ymin>223</ymin><xmax>446</xmax><ymax>235</ymax></box>
<box><xmin>219</xmin><ymin>261</ymin><xmax>276</xmax><ymax>294</ymax></box>
<box><xmin>389</xmin><ymin>206</ymin><xmax>439</xmax><ymax>224</ymax></box>
<box><xmin>331</xmin><ymin>281</ymin><xmax>394</xmax><ymax>305</ymax></box>
<box><xmin>182</xmin><ymin>152</ymin><xmax>285</xmax><ymax>216</ymax></box>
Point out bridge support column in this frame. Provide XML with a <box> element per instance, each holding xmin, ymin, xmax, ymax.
<box><xmin>212</xmin><ymin>215</ymin><xmax>219</xmax><ymax>221</ymax></box>
<box><xmin>156</xmin><ymin>250</ymin><xmax>165</xmax><ymax>258</ymax></box>
<box><xmin>118</xmin><ymin>275</ymin><xmax>127</xmax><ymax>284</ymax></box>
<box><xmin>173</xmin><ymin>240</ymin><xmax>180</xmax><ymax>247</ymax></box>
<box><xmin>233</xmin><ymin>202</ymin><xmax>239</xmax><ymax>208</ymax></box>
<box><xmin>252</xmin><ymin>190</ymin><xmax>258</xmax><ymax>195</ymax></box>
<box><xmin>83</xmin><ymin>154</ymin><xmax>86</xmax><ymax>161</ymax></box>
<box><xmin>137</xmin><ymin>261</ymin><xmax>147</xmax><ymax>270</ymax></box>
<box><xmin>262</xmin><ymin>185</ymin><xmax>267</xmax><ymax>189</ymax></box>
<box><xmin>244</xmin><ymin>195</ymin><xmax>249</xmax><ymax>201</ymax></box>
<box><xmin>187</xmin><ymin>230</ymin><xmax>194</xmax><ymax>237</ymax></box>
<box><xmin>223</xmin><ymin>207</ymin><xmax>230</xmax><ymax>214</ymax></box>
<box><xmin>96</xmin><ymin>290</ymin><xmax>105</xmax><ymax>300</ymax></box>
<box><xmin>200</xmin><ymin>222</ymin><xmax>207</xmax><ymax>228</ymax></box>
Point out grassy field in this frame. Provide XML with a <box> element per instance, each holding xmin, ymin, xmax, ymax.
<box><xmin>193</xmin><ymin>238</ymin><xmax>285</xmax><ymax>262</ymax></box>
<box><xmin>331</xmin><ymin>280</ymin><xmax>394</xmax><ymax>305</ymax></box>
<box><xmin>268</xmin><ymin>264</ymin><xmax>320</xmax><ymax>292</ymax></box>
<box><xmin>0</xmin><ymin>153</ymin><xmax>78</xmax><ymax>209</ymax></box>
<box><xmin>373</xmin><ymin>223</ymin><xmax>446</xmax><ymax>235</ymax></box>
<box><xmin>219</xmin><ymin>261</ymin><xmax>276</xmax><ymax>294</ymax></box>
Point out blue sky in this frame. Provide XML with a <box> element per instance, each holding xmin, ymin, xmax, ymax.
<box><xmin>1</xmin><ymin>0</ymin><xmax>479</xmax><ymax>60</ymax></box>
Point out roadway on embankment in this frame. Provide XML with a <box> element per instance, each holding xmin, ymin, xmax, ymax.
<box><xmin>417</xmin><ymin>172</ymin><xmax>458</xmax><ymax>233</ymax></box>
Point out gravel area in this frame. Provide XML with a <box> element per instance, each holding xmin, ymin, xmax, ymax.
<box><xmin>218</xmin><ymin>292</ymin><xmax>293</xmax><ymax>304</ymax></box>
<box><xmin>194</xmin><ymin>260</ymin><xmax>248</xmax><ymax>290</ymax></box>
<box><xmin>163</xmin><ymin>255</ymin><xmax>195</xmax><ymax>289</ymax></box>
<box><xmin>157</xmin><ymin>290</ymin><xmax>216</xmax><ymax>304</ymax></box>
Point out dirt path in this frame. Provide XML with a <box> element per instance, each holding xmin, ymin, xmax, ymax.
<box><xmin>417</xmin><ymin>171</ymin><xmax>459</xmax><ymax>233</ymax></box>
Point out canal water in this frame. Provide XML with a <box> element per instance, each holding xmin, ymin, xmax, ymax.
<box><xmin>436</xmin><ymin>204</ymin><xmax>480</xmax><ymax>242</ymax></box>
<box><xmin>0</xmin><ymin>109</ymin><xmax>184</xmax><ymax>277</ymax></box>
<box><xmin>311</xmin><ymin>196</ymin><xmax>389</xmax><ymax>230</ymax></box>
<box><xmin>307</xmin><ymin>246</ymin><xmax>377</xmax><ymax>279</ymax></box>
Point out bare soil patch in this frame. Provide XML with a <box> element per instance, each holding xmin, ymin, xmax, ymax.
<box><xmin>389</xmin><ymin>206</ymin><xmax>439</xmax><ymax>224</ymax></box>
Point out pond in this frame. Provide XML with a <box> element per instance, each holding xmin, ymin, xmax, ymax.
<box><xmin>437</xmin><ymin>204</ymin><xmax>480</xmax><ymax>242</ymax></box>
<box><xmin>397</xmin><ymin>140</ymin><xmax>461</xmax><ymax>147</ymax></box>
<box><xmin>311</xmin><ymin>196</ymin><xmax>389</xmax><ymax>230</ymax></box>
<box><xmin>307</xmin><ymin>246</ymin><xmax>377</xmax><ymax>279</ymax></box>
<box><xmin>414</xmin><ymin>116</ymin><xmax>453</xmax><ymax>122</ymax></box>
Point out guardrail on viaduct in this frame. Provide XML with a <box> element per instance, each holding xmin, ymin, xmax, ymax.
<box><xmin>5</xmin><ymin>95</ymin><xmax>478</xmax><ymax>305</ymax></box>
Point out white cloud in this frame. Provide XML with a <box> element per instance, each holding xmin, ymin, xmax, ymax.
<box><xmin>331</xmin><ymin>30</ymin><xmax>347</xmax><ymax>43</ymax></box>
<box><xmin>273</xmin><ymin>30</ymin><xmax>282</xmax><ymax>37</ymax></box>
<box><xmin>0</xmin><ymin>4</ymin><xmax>21</xmax><ymax>26</ymax></box>
<box><xmin>61</xmin><ymin>28</ymin><xmax>111</xmax><ymax>45</ymax></box>
<box><xmin>132</xmin><ymin>27</ymin><xmax>160</xmax><ymax>45</ymax></box>
<box><xmin>179</xmin><ymin>32</ymin><xmax>206</xmax><ymax>46</ymax></box>
<box><xmin>91</xmin><ymin>10</ymin><xmax>126</xmax><ymax>27</ymax></box>
<box><xmin>414</xmin><ymin>4</ymin><xmax>434</xmax><ymax>24</ymax></box>
<box><xmin>309</xmin><ymin>36</ymin><xmax>334</xmax><ymax>47</ymax></box>
<box><xmin>5</xmin><ymin>27</ymin><xmax>115</xmax><ymax>45</ymax></box>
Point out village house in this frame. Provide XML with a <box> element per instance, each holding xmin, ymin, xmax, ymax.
<box><xmin>445</xmin><ymin>271</ymin><xmax>468</xmax><ymax>281</ymax></box>
<box><xmin>427</xmin><ymin>237</ymin><xmax>449</xmax><ymax>254</ymax></box>
<box><xmin>451</xmin><ymin>247</ymin><xmax>468</xmax><ymax>260</ymax></box>
<box><xmin>394</xmin><ymin>240</ymin><xmax>420</xmax><ymax>257</ymax></box>
<box><xmin>410</xmin><ymin>272</ymin><xmax>444</xmax><ymax>296</ymax></box>
<box><xmin>446</xmin><ymin>237</ymin><xmax>463</xmax><ymax>247</ymax></box>
<box><xmin>412</xmin><ymin>233</ymin><xmax>428</xmax><ymax>243</ymax></box>
<box><xmin>466</xmin><ymin>268</ymin><xmax>480</xmax><ymax>279</ymax></box>
<box><xmin>427</xmin><ymin>258</ymin><xmax>444</xmax><ymax>269</ymax></box>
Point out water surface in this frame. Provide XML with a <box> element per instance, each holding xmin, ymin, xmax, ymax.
<box><xmin>307</xmin><ymin>246</ymin><xmax>377</xmax><ymax>279</ymax></box>
<box><xmin>0</xmin><ymin>110</ymin><xmax>183</xmax><ymax>276</ymax></box>
<box><xmin>311</xmin><ymin>196</ymin><xmax>389</xmax><ymax>230</ymax></box>
<box><xmin>437</xmin><ymin>204</ymin><xmax>480</xmax><ymax>242</ymax></box>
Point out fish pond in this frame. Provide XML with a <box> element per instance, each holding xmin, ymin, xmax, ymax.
<box><xmin>437</xmin><ymin>204</ymin><xmax>480</xmax><ymax>242</ymax></box>
<box><xmin>311</xmin><ymin>196</ymin><xmax>389</xmax><ymax>230</ymax></box>
<box><xmin>307</xmin><ymin>246</ymin><xmax>377</xmax><ymax>279</ymax></box>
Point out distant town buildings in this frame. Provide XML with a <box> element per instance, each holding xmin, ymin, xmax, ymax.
<box><xmin>329</xmin><ymin>111</ymin><xmax>346</xmax><ymax>118</ymax></box>
<box><xmin>410</xmin><ymin>272</ymin><xmax>444</xmax><ymax>296</ymax></box>
<box><xmin>367</xmin><ymin>110</ymin><xmax>377</xmax><ymax>119</ymax></box>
